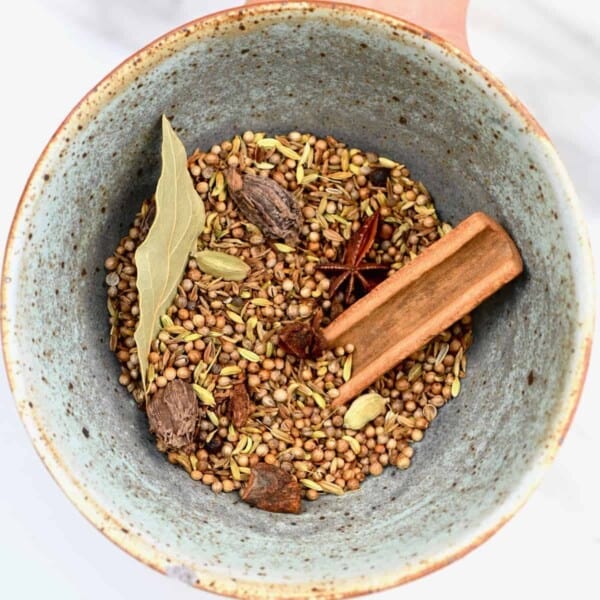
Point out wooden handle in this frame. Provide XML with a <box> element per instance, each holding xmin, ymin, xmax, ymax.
<box><xmin>325</xmin><ymin>212</ymin><xmax>522</xmax><ymax>407</ymax></box>
<box><xmin>244</xmin><ymin>1</ymin><xmax>471</xmax><ymax>55</ymax></box>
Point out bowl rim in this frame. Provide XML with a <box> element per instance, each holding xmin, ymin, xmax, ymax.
<box><xmin>2</xmin><ymin>2</ymin><xmax>595</xmax><ymax>598</ymax></box>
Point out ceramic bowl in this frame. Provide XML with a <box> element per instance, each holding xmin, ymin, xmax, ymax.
<box><xmin>2</xmin><ymin>3</ymin><xmax>594</xmax><ymax>598</ymax></box>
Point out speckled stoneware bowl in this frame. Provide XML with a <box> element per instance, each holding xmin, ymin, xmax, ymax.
<box><xmin>2</xmin><ymin>2</ymin><xmax>594</xmax><ymax>598</ymax></box>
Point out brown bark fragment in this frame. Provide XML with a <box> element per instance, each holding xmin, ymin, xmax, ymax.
<box><xmin>278</xmin><ymin>308</ymin><xmax>327</xmax><ymax>358</ymax></box>
<box><xmin>240</xmin><ymin>463</ymin><xmax>302</xmax><ymax>514</ymax></box>
<box><xmin>278</xmin><ymin>321</ymin><xmax>315</xmax><ymax>358</ymax></box>
<box><xmin>228</xmin><ymin>382</ymin><xmax>252</xmax><ymax>429</ymax></box>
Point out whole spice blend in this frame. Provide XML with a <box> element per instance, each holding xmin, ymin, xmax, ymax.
<box><xmin>105</xmin><ymin>121</ymin><xmax>472</xmax><ymax>513</ymax></box>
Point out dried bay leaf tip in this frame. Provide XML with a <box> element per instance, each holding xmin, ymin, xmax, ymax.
<box><xmin>225</xmin><ymin>168</ymin><xmax>301</xmax><ymax>243</ymax></box>
<box><xmin>146</xmin><ymin>379</ymin><xmax>199</xmax><ymax>450</ymax></box>
<box><xmin>195</xmin><ymin>250</ymin><xmax>250</xmax><ymax>281</ymax></box>
<box><xmin>343</xmin><ymin>392</ymin><xmax>387</xmax><ymax>430</ymax></box>
<box><xmin>228</xmin><ymin>382</ymin><xmax>253</xmax><ymax>429</ymax></box>
<box><xmin>240</xmin><ymin>463</ymin><xmax>302</xmax><ymax>514</ymax></box>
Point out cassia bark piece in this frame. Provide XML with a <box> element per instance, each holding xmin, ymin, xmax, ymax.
<box><xmin>240</xmin><ymin>463</ymin><xmax>302</xmax><ymax>514</ymax></box>
<box><xmin>228</xmin><ymin>382</ymin><xmax>253</xmax><ymax>429</ymax></box>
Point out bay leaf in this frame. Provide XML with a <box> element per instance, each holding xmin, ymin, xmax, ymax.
<box><xmin>134</xmin><ymin>115</ymin><xmax>205</xmax><ymax>390</ymax></box>
<box><xmin>343</xmin><ymin>392</ymin><xmax>387</xmax><ymax>430</ymax></box>
<box><xmin>195</xmin><ymin>250</ymin><xmax>250</xmax><ymax>281</ymax></box>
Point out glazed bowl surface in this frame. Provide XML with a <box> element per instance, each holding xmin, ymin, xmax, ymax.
<box><xmin>2</xmin><ymin>3</ymin><xmax>594</xmax><ymax>598</ymax></box>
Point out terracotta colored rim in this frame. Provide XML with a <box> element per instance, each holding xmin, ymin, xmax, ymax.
<box><xmin>2</xmin><ymin>2</ymin><xmax>594</xmax><ymax>598</ymax></box>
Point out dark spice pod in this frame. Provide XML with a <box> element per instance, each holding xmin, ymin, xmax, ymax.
<box><xmin>146</xmin><ymin>379</ymin><xmax>199</xmax><ymax>450</ymax></box>
<box><xmin>225</xmin><ymin>168</ymin><xmax>301</xmax><ymax>243</ymax></box>
<box><xmin>240</xmin><ymin>463</ymin><xmax>302</xmax><ymax>514</ymax></box>
<box><xmin>205</xmin><ymin>434</ymin><xmax>223</xmax><ymax>453</ymax></box>
<box><xmin>366</xmin><ymin>166</ymin><xmax>390</xmax><ymax>187</ymax></box>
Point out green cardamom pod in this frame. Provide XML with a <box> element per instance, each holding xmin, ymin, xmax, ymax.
<box><xmin>196</xmin><ymin>250</ymin><xmax>250</xmax><ymax>281</ymax></box>
<box><xmin>343</xmin><ymin>393</ymin><xmax>387</xmax><ymax>430</ymax></box>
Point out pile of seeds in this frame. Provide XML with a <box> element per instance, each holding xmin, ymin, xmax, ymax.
<box><xmin>105</xmin><ymin>130</ymin><xmax>472</xmax><ymax>507</ymax></box>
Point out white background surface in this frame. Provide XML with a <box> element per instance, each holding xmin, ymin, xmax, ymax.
<box><xmin>1</xmin><ymin>1</ymin><xmax>598</xmax><ymax>598</ymax></box>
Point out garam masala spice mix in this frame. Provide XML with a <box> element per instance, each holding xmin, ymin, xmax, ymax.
<box><xmin>104</xmin><ymin>117</ymin><xmax>471</xmax><ymax>513</ymax></box>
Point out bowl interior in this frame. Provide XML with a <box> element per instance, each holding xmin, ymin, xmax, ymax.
<box><xmin>3</xmin><ymin>4</ymin><xmax>591</xmax><ymax>598</ymax></box>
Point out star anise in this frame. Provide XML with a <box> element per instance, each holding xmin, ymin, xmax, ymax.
<box><xmin>318</xmin><ymin>211</ymin><xmax>389</xmax><ymax>304</ymax></box>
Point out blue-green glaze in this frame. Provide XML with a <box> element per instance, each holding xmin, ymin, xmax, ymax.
<box><xmin>1</xmin><ymin>3</ymin><xmax>594</xmax><ymax>599</ymax></box>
